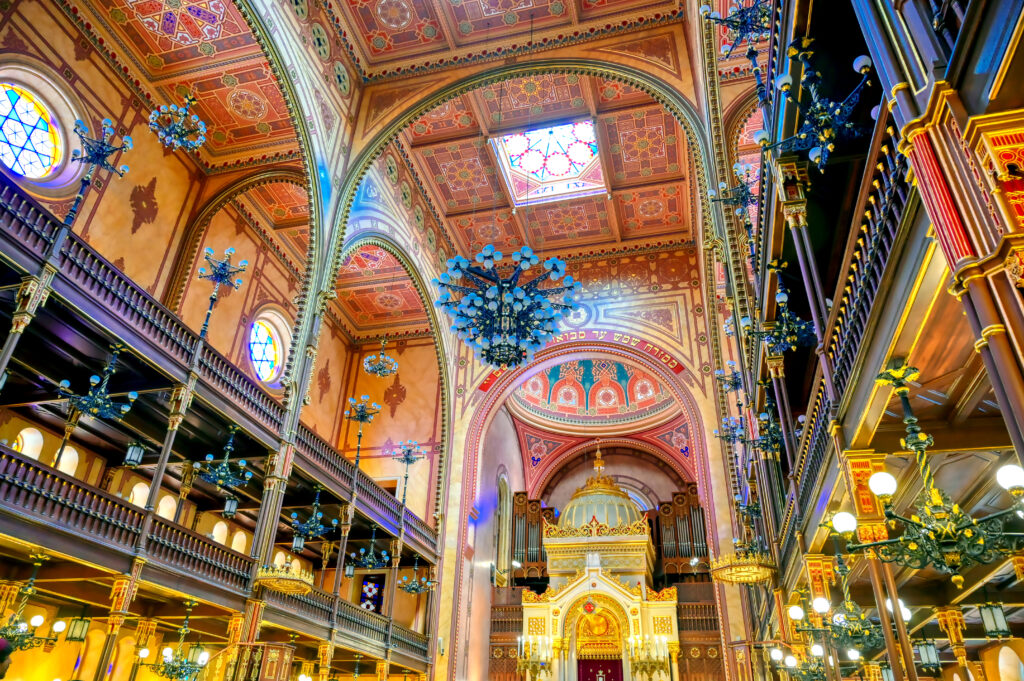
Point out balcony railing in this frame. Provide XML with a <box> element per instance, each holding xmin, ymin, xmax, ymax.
<box><xmin>0</xmin><ymin>179</ymin><xmax>437</xmax><ymax>558</ymax></box>
<box><xmin>0</xmin><ymin>447</ymin><xmax>255</xmax><ymax>590</ymax></box>
<box><xmin>392</xmin><ymin>623</ymin><xmax>429</xmax><ymax>658</ymax></box>
<box><xmin>336</xmin><ymin>596</ymin><xmax>389</xmax><ymax>644</ymax></box>
<box><xmin>264</xmin><ymin>585</ymin><xmax>336</xmax><ymax>627</ymax></box>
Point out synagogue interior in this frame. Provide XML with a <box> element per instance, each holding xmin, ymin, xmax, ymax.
<box><xmin>0</xmin><ymin>0</ymin><xmax>1022</xmax><ymax>680</ymax></box>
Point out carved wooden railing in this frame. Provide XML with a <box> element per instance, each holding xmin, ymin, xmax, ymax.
<box><xmin>0</xmin><ymin>447</ymin><xmax>142</xmax><ymax>548</ymax></box>
<box><xmin>335</xmin><ymin>596</ymin><xmax>389</xmax><ymax>644</ymax></box>
<box><xmin>147</xmin><ymin>518</ymin><xmax>254</xmax><ymax>592</ymax></box>
<box><xmin>391</xmin><ymin>623</ymin><xmax>429</xmax><ymax>658</ymax></box>
<box><xmin>264</xmin><ymin>585</ymin><xmax>335</xmax><ymax>626</ymax></box>
<box><xmin>0</xmin><ymin>181</ymin><xmax>437</xmax><ymax>558</ymax></box>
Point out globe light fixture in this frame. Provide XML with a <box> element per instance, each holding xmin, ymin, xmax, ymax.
<box><xmin>144</xmin><ymin>601</ymin><xmax>208</xmax><ymax>681</ymax></box>
<box><xmin>349</xmin><ymin>525</ymin><xmax>390</xmax><ymax>570</ymax></box>
<box><xmin>788</xmin><ymin>604</ymin><xmax>805</xmax><ymax>621</ymax></box>
<box><xmin>196</xmin><ymin>248</ymin><xmax>247</xmax><ymax>340</ymax></box>
<box><xmin>846</xmin><ymin>362</ymin><xmax>1024</xmax><ymax>587</ymax></box>
<box><xmin>831</xmin><ymin>512</ymin><xmax>857</xmax><ymax>536</ymax></box>
<box><xmin>996</xmin><ymin>464</ymin><xmax>1024</xmax><ymax>498</ymax></box>
<box><xmin>432</xmin><ymin>245</ymin><xmax>581</xmax><ymax>369</ymax></box>
<box><xmin>65</xmin><ymin>119</ymin><xmax>132</xmax><ymax>227</ymax></box>
<box><xmin>290</xmin><ymin>487</ymin><xmax>337</xmax><ymax>553</ymax></box>
<box><xmin>362</xmin><ymin>338</ymin><xmax>399</xmax><ymax>378</ymax></box>
<box><xmin>812</xmin><ymin>597</ymin><xmax>830</xmax><ymax>614</ymax></box>
<box><xmin>196</xmin><ymin>425</ymin><xmax>253</xmax><ymax>518</ymax></box>
<box><xmin>770</xmin><ymin>648</ymin><xmax>784</xmax><ymax>662</ymax></box>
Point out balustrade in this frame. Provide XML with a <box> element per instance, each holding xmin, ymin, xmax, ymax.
<box><xmin>148</xmin><ymin>517</ymin><xmax>253</xmax><ymax>592</ymax></box>
<box><xmin>391</xmin><ymin>623</ymin><xmax>430</xmax><ymax>658</ymax></box>
<box><xmin>336</xmin><ymin>595</ymin><xmax>389</xmax><ymax>644</ymax></box>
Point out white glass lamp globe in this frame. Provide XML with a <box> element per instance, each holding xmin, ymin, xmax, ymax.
<box><xmin>138</xmin><ymin>648</ymin><xmax>150</xmax><ymax>660</ymax></box>
<box><xmin>812</xmin><ymin>596</ymin><xmax>830</xmax><ymax>614</ymax></box>
<box><xmin>52</xmin><ymin>620</ymin><xmax>66</xmax><ymax>633</ymax></box>
<box><xmin>770</xmin><ymin>649</ymin><xmax>784</xmax><ymax>662</ymax></box>
<box><xmin>869</xmin><ymin>471</ymin><xmax>898</xmax><ymax>498</ymax></box>
<box><xmin>29</xmin><ymin>614</ymin><xmax>44</xmax><ymax>628</ymax></box>
<box><xmin>198</xmin><ymin>651</ymin><xmax>210</xmax><ymax>666</ymax></box>
<box><xmin>788</xmin><ymin>604</ymin><xmax>805</xmax><ymax>621</ymax></box>
<box><xmin>997</xmin><ymin>464</ymin><xmax>1024</xmax><ymax>493</ymax></box>
<box><xmin>848</xmin><ymin>649</ymin><xmax>861</xmax><ymax>661</ymax></box>
<box><xmin>784</xmin><ymin>655</ymin><xmax>797</xmax><ymax>668</ymax></box>
<box><xmin>810</xmin><ymin>644</ymin><xmax>824</xmax><ymax>657</ymax></box>
<box><xmin>832</xmin><ymin>511</ymin><xmax>858</xmax><ymax>535</ymax></box>
<box><xmin>162</xmin><ymin>647</ymin><xmax>174</xmax><ymax>660</ymax></box>
<box><xmin>853</xmin><ymin>55</ymin><xmax>873</xmax><ymax>73</ymax></box>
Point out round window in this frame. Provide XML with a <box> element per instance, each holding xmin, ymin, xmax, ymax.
<box><xmin>0</xmin><ymin>83</ymin><xmax>61</xmax><ymax>179</ymax></box>
<box><xmin>249</xmin><ymin>318</ymin><xmax>283</xmax><ymax>383</ymax></box>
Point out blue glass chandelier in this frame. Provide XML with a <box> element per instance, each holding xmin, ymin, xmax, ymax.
<box><xmin>363</xmin><ymin>338</ymin><xmax>398</xmax><ymax>378</ymax></box>
<box><xmin>149</xmin><ymin>96</ymin><xmax>207</xmax><ymax>152</ymax></box>
<box><xmin>433</xmin><ymin>245</ymin><xmax>581</xmax><ymax>368</ymax></box>
<box><xmin>349</xmin><ymin>525</ymin><xmax>389</xmax><ymax>570</ymax></box>
<box><xmin>290</xmin><ymin>487</ymin><xmax>337</xmax><ymax>553</ymax></box>
<box><xmin>196</xmin><ymin>425</ymin><xmax>252</xmax><ymax>518</ymax></box>
<box><xmin>398</xmin><ymin>554</ymin><xmax>435</xmax><ymax>595</ymax></box>
<box><xmin>699</xmin><ymin>0</ymin><xmax>771</xmax><ymax>58</ymax></box>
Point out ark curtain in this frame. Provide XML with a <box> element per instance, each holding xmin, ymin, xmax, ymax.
<box><xmin>577</xmin><ymin>659</ymin><xmax>624</xmax><ymax>681</ymax></box>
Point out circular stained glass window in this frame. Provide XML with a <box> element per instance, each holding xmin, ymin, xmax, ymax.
<box><xmin>249</xmin><ymin>319</ymin><xmax>282</xmax><ymax>383</ymax></box>
<box><xmin>0</xmin><ymin>83</ymin><xmax>61</xmax><ymax>179</ymax></box>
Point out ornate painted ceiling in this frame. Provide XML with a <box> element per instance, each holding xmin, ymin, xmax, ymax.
<box><xmin>334</xmin><ymin>244</ymin><xmax>430</xmax><ymax>339</ymax></box>
<box><xmin>327</xmin><ymin>0</ymin><xmax>683</xmax><ymax>79</ymax></box>
<box><xmin>77</xmin><ymin>0</ymin><xmax>303</xmax><ymax>170</ymax></box>
<box><xmin>400</xmin><ymin>73</ymin><xmax>697</xmax><ymax>260</ymax></box>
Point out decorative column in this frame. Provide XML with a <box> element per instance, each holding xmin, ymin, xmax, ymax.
<box><xmin>172</xmin><ymin>462</ymin><xmax>198</xmax><ymax>524</ymax></box>
<box><xmin>766</xmin><ymin>355</ymin><xmax>798</xmax><ymax>472</ymax></box>
<box><xmin>375</xmin><ymin>660</ymin><xmax>389</xmax><ymax>681</ymax></box>
<box><xmin>92</xmin><ymin>558</ymin><xmax>145</xmax><ymax>681</ymax></box>
<box><xmin>317</xmin><ymin>642</ymin><xmax>333</xmax><ymax>681</ymax></box>
<box><xmin>935</xmin><ymin>606</ymin><xmax>970</xmax><ymax>680</ymax></box>
<box><xmin>669</xmin><ymin>643</ymin><xmax>680</xmax><ymax>681</ymax></box>
<box><xmin>803</xmin><ymin>556</ymin><xmax>841</xmax><ymax>681</ymax></box>
<box><xmin>880</xmin><ymin>563</ymin><xmax>919</xmax><ymax>681</ymax></box>
<box><xmin>236</xmin><ymin>597</ymin><xmax>266</xmax><ymax>645</ymax></box>
<box><xmin>0</xmin><ymin>270</ymin><xmax>55</xmax><ymax>388</ymax></box>
<box><xmin>839</xmin><ymin>449</ymin><xmax>911</xmax><ymax>681</ymax></box>
<box><xmin>136</xmin><ymin>377</ymin><xmax>196</xmax><ymax>555</ymax></box>
<box><xmin>332</xmin><ymin>504</ymin><xmax>354</xmax><ymax>618</ymax></box>
<box><xmin>249</xmin><ymin>441</ymin><xmax>292</xmax><ymax>569</ymax></box>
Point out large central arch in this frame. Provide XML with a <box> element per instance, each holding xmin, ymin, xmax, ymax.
<box><xmin>316</xmin><ymin>58</ymin><xmax>735</xmax><ymax>680</ymax></box>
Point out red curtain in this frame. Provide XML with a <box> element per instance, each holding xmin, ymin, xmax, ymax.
<box><xmin>577</xmin><ymin>660</ymin><xmax>623</xmax><ymax>681</ymax></box>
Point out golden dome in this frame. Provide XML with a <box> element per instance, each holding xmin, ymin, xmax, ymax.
<box><xmin>558</xmin><ymin>448</ymin><xmax>643</xmax><ymax>529</ymax></box>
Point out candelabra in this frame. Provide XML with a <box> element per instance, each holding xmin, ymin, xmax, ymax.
<box><xmin>515</xmin><ymin>635</ymin><xmax>553</xmax><ymax>680</ymax></box>
<box><xmin>392</xmin><ymin>440</ymin><xmax>424</xmax><ymax>509</ymax></box>
<box><xmin>290</xmin><ymin>487</ymin><xmax>337</xmax><ymax>553</ymax></box>
<box><xmin>714</xmin><ymin>360</ymin><xmax>743</xmax><ymax>393</ymax></box>
<box><xmin>787</xmin><ymin>584</ymin><xmax>879</xmax><ymax>664</ymax></box>
<box><xmin>628</xmin><ymin>635</ymin><xmax>671</xmax><ymax>680</ymax></box>
<box><xmin>344</xmin><ymin>394</ymin><xmax>381</xmax><ymax>476</ymax></box>
<box><xmin>349</xmin><ymin>525</ymin><xmax>390</xmax><ymax>570</ymax></box>
<box><xmin>398</xmin><ymin>554</ymin><xmax>435</xmax><ymax>595</ymax></box>
<box><xmin>65</xmin><ymin>118</ymin><xmax>132</xmax><ymax>227</ymax></box>
<box><xmin>0</xmin><ymin>555</ymin><xmax>67</xmax><ymax>651</ymax></box>
<box><xmin>768</xmin><ymin>647</ymin><xmax>827</xmax><ymax>681</ymax></box>
<box><xmin>196</xmin><ymin>247</ymin><xmax>247</xmax><ymax>340</ymax></box>
<box><xmin>756</xmin><ymin>38</ymin><xmax>873</xmax><ymax>170</ymax></box>
<box><xmin>432</xmin><ymin>245</ymin><xmax>581</xmax><ymax>368</ymax></box>
<box><xmin>149</xmin><ymin>96</ymin><xmax>207</xmax><ymax>151</ymax></box>
<box><xmin>54</xmin><ymin>343</ymin><xmax>138</xmax><ymax>469</ymax></box>
<box><xmin>750</xmin><ymin>397</ymin><xmax>783</xmax><ymax>454</ymax></box>
<box><xmin>363</xmin><ymin>338</ymin><xmax>399</xmax><ymax>377</ymax></box>
<box><xmin>709</xmin><ymin>163</ymin><xmax>759</xmax><ymax>219</ymax></box>
<box><xmin>714</xmin><ymin>415</ymin><xmax>746</xmax><ymax>446</ymax></box>
<box><xmin>838</xmin><ymin>362</ymin><xmax>1024</xmax><ymax>588</ymax></box>
<box><xmin>196</xmin><ymin>425</ymin><xmax>253</xmax><ymax>518</ymax></box>
<box><xmin>146</xmin><ymin>601</ymin><xmax>209</xmax><ymax>681</ymax></box>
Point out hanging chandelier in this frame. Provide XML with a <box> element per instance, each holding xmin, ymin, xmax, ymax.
<box><xmin>290</xmin><ymin>487</ymin><xmax>337</xmax><ymax>553</ymax></box>
<box><xmin>699</xmin><ymin>0</ymin><xmax>771</xmax><ymax>58</ymax></box>
<box><xmin>398</xmin><ymin>555</ymin><xmax>435</xmax><ymax>594</ymax></box>
<box><xmin>149</xmin><ymin>96</ymin><xmax>207</xmax><ymax>151</ymax></box>
<box><xmin>710</xmin><ymin>500</ymin><xmax>776</xmax><ymax>585</ymax></box>
<box><xmin>740</xmin><ymin>266</ymin><xmax>815</xmax><ymax>354</ymax></box>
<box><xmin>196</xmin><ymin>425</ymin><xmax>253</xmax><ymax>518</ymax></box>
<box><xmin>433</xmin><ymin>245</ymin><xmax>581</xmax><ymax>369</ymax></box>
<box><xmin>349</xmin><ymin>525</ymin><xmax>390</xmax><ymax>570</ymax></box>
<box><xmin>147</xmin><ymin>601</ymin><xmax>209</xmax><ymax>681</ymax></box>
<box><xmin>0</xmin><ymin>555</ymin><xmax>66</xmax><ymax>651</ymax></box>
<box><xmin>363</xmin><ymin>338</ymin><xmax>398</xmax><ymax>378</ymax></box>
<box><xmin>836</xmin><ymin>362</ymin><xmax>1024</xmax><ymax>588</ymax></box>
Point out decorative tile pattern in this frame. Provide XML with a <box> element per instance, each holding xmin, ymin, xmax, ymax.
<box><xmin>248</xmin><ymin>182</ymin><xmax>309</xmax><ymax>225</ymax></box>
<box><xmin>450</xmin><ymin>209</ymin><xmax>523</xmax><ymax>253</ymax></box>
<box><xmin>341</xmin><ymin>0</ymin><xmax>446</xmax><ymax>59</ymax></box>
<box><xmin>601</xmin><ymin>107</ymin><xmax>686</xmax><ymax>185</ymax></box>
<box><xmin>525</xmin><ymin>196</ymin><xmax>610</xmax><ymax>246</ymax></box>
<box><xmin>615</xmin><ymin>182</ymin><xmax>690</xmax><ymax>238</ymax></box>
<box><xmin>475</xmin><ymin>74</ymin><xmax>588</xmax><ymax>129</ymax></box>
<box><xmin>410</xmin><ymin>96</ymin><xmax>479</xmax><ymax>141</ymax></box>
<box><xmin>417</xmin><ymin>139</ymin><xmax>505</xmax><ymax>211</ymax></box>
<box><xmin>595</xmin><ymin>78</ymin><xmax>655</xmax><ymax>109</ymax></box>
<box><xmin>441</xmin><ymin>0</ymin><xmax>569</xmax><ymax>46</ymax></box>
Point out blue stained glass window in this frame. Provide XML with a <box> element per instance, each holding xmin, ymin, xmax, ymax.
<box><xmin>248</xmin><ymin>319</ymin><xmax>281</xmax><ymax>382</ymax></box>
<box><xmin>0</xmin><ymin>83</ymin><xmax>61</xmax><ymax>179</ymax></box>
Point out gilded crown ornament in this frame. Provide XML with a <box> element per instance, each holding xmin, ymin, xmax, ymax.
<box><xmin>432</xmin><ymin>245</ymin><xmax>581</xmax><ymax>368</ymax></box>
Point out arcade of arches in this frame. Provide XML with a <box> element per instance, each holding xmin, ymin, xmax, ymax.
<box><xmin>0</xmin><ymin>1</ymin><xmax>1022</xmax><ymax>681</ymax></box>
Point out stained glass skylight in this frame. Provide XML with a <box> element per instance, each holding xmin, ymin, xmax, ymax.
<box><xmin>492</xmin><ymin>120</ymin><xmax>606</xmax><ymax>206</ymax></box>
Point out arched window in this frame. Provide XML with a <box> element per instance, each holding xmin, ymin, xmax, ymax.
<box><xmin>0</xmin><ymin>83</ymin><xmax>61</xmax><ymax>178</ymax></box>
<box><xmin>56</xmin><ymin>445</ymin><xmax>78</xmax><ymax>476</ymax></box>
<box><xmin>12</xmin><ymin>427</ymin><xmax>43</xmax><ymax>460</ymax></box>
<box><xmin>156</xmin><ymin>495</ymin><xmax>177</xmax><ymax>520</ymax></box>
<box><xmin>231</xmin><ymin>530</ymin><xmax>247</xmax><ymax>553</ymax></box>
<box><xmin>998</xmin><ymin>646</ymin><xmax>1023</xmax><ymax>681</ymax></box>
<box><xmin>273</xmin><ymin>551</ymin><xmax>287</xmax><ymax>567</ymax></box>
<box><xmin>247</xmin><ymin>310</ymin><xmax>290</xmax><ymax>384</ymax></box>
<box><xmin>128</xmin><ymin>482</ymin><xmax>149</xmax><ymax>507</ymax></box>
<box><xmin>211</xmin><ymin>521</ymin><xmax>228</xmax><ymax>545</ymax></box>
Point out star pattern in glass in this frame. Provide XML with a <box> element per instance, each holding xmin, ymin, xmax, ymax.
<box><xmin>248</xmin><ymin>319</ymin><xmax>281</xmax><ymax>382</ymax></box>
<box><xmin>493</xmin><ymin>120</ymin><xmax>605</xmax><ymax>206</ymax></box>
<box><xmin>0</xmin><ymin>84</ymin><xmax>61</xmax><ymax>179</ymax></box>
